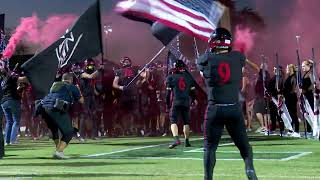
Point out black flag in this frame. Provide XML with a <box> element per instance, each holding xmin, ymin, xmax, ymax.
<box><xmin>151</xmin><ymin>21</ymin><xmax>179</xmax><ymax>46</ymax></box>
<box><xmin>0</xmin><ymin>14</ymin><xmax>4</xmax><ymax>31</ymax></box>
<box><xmin>22</xmin><ymin>0</ymin><xmax>103</xmax><ymax>99</ymax></box>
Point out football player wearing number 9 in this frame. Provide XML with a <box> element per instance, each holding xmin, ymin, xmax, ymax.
<box><xmin>197</xmin><ymin>27</ymin><xmax>258</xmax><ymax>180</ymax></box>
<box><xmin>165</xmin><ymin>60</ymin><xmax>196</xmax><ymax>149</ymax></box>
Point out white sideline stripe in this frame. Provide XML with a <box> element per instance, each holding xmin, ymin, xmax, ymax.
<box><xmin>83</xmin><ymin>138</ymin><xmax>204</xmax><ymax>158</ymax></box>
<box><xmin>219</xmin><ymin>142</ymin><xmax>234</xmax><ymax>147</ymax></box>
<box><xmin>2</xmin><ymin>171</ymin><xmax>319</xmax><ymax>179</ymax></box>
<box><xmin>280</xmin><ymin>152</ymin><xmax>313</xmax><ymax>161</ymax></box>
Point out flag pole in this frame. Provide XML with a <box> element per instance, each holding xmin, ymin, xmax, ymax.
<box><xmin>193</xmin><ymin>37</ymin><xmax>200</xmax><ymax>58</ymax></box>
<box><xmin>261</xmin><ymin>55</ymin><xmax>270</xmax><ymax>136</ymax></box>
<box><xmin>125</xmin><ymin>46</ymin><xmax>166</xmax><ymax>88</ymax></box>
<box><xmin>295</xmin><ymin>35</ymin><xmax>308</xmax><ymax>139</ymax></box>
<box><xmin>312</xmin><ymin>48</ymin><xmax>320</xmax><ymax>140</ymax></box>
<box><xmin>97</xmin><ymin>0</ymin><xmax>104</xmax><ymax>65</ymax></box>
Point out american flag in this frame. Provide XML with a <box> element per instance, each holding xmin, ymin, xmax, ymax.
<box><xmin>115</xmin><ymin>0</ymin><xmax>225</xmax><ymax>42</ymax></box>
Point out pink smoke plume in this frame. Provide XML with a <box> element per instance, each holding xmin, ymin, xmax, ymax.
<box><xmin>251</xmin><ymin>0</ymin><xmax>320</xmax><ymax>72</ymax></box>
<box><xmin>233</xmin><ymin>25</ymin><xmax>257</xmax><ymax>55</ymax></box>
<box><xmin>2</xmin><ymin>14</ymin><xmax>77</xmax><ymax>59</ymax></box>
<box><xmin>34</xmin><ymin>14</ymin><xmax>77</xmax><ymax>48</ymax></box>
<box><xmin>2</xmin><ymin>15</ymin><xmax>40</xmax><ymax>59</ymax></box>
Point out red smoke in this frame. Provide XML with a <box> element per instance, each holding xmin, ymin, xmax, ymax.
<box><xmin>2</xmin><ymin>12</ymin><xmax>163</xmax><ymax>66</ymax></box>
<box><xmin>233</xmin><ymin>25</ymin><xmax>257</xmax><ymax>55</ymax></box>
<box><xmin>251</xmin><ymin>0</ymin><xmax>320</xmax><ymax>72</ymax></box>
<box><xmin>30</xmin><ymin>14</ymin><xmax>77</xmax><ymax>48</ymax></box>
<box><xmin>2</xmin><ymin>14</ymin><xmax>77</xmax><ymax>59</ymax></box>
<box><xmin>2</xmin><ymin>15</ymin><xmax>40</xmax><ymax>59</ymax></box>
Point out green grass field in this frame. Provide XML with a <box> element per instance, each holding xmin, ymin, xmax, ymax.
<box><xmin>0</xmin><ymin>134</ymin><xmax>320</xmax><ymax>180</ymax></box>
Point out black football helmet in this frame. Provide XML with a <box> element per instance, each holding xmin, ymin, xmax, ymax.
<box><xmin>208</xmin><ymin>27</ymin><xmax>232</xmax><ymax>52</ymax></box>
<box><xmin>120</xmin><ymin>57</ymin><xmax>132</xmax><ymax>68</ymax></box>
<box><xmin>71</xmin><ymin>63</ymin><xmax>82</xmax><ymax>74</ymax></box>
<box><xmin>174</xmin><ymin>60</ymin><xmax>186</xmax><ymax>72</ymax></box>
<box><xmin>84</xmin><ymin>59</ymin><xmax>95</xmax><ymax>74</ymax></box>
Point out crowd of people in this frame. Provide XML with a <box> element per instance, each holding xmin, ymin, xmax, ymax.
<box><xmin>0</xmin><ymin>28</ymin><xmax>318</xmax><ymax>180</ymax></box>
<box><xmin>0</xmin><ymin>56</ymin><xmax>207</xmax><ymax>145</ymax></box>
<box><xmin>241</xmin><ymin>59</ymin><xmax>319</xmax><ymax>139</ymax></box>
<box><xmin>0</xmin><ymin>41</ymin><xmax>318</xmax><ymax>149</ymax></box>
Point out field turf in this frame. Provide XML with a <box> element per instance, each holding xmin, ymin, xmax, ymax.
<box><xmin>0</xmin><ymin>134</ymin><xmax>319</xmax><ymax>180</ymax></box>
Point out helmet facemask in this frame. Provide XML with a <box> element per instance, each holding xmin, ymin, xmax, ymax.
<box><xmin>85</xmin><ymin>65</ymin><xmax>95</xmax><ymax>74</ymax></box>
<box><xmin>208</xmin><ymin>28</ymin><xmax>233</xmax><ymax>53</ymax></box>
<box><xmin>174</xmin><ymin>60</ymin><xmax>186</xmax><ymax>72</ymax></box>
<box><xmin>71</xmin><ymin>64</ymin><xmax>81</xmax><ymax>75</ymax></box>
<box><xmin>121</xmin><ymin>57</ymin><xmax>132</xmax><ymax>68</ymax></box>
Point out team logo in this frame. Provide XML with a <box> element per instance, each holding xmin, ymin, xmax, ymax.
<box><xmin>56</xmin><ymin>29</ymin><xmax>83</xmax><ymax>68</ymax></box>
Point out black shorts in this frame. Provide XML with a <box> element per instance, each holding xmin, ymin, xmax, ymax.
<box><xmin>253</xmin><ymin>97</ymin><xmax>267</xmax><ymax>114</ymax></box>
<box><xmin>42</xmin><ymin>108</ymin><xmax>74</xmax><ymax>143</ymax></box>
<box><xmin>170</xmin><ymin>105</ymin><xmax>190</xmax><ymax>125</ymax></box>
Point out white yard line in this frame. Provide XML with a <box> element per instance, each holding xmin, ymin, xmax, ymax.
<box><xmin>280</xmin><ymin>152</ymin><xmax>313</xmax><ymax>161</ymax></box>
<box><xmin>184</xmin><ymin>148</ymin><xmax>313</xmax><ymax>161</ymax></box>
<box><xmin>84</xmin><ymin>137</ymin><xmax>312</xmax><ymax>161</ymax></box>
<box><xmin>184</xmin><ymin>142</ymin><xmax>234</xmax><ymax>152</ymax></box>
<box><xmin>218</xmin><ymin>142</ymin><xmax>234</xmax><ymax>147</ymax></box>
<box><xmin>84</xmin><ymin>144</ymin><xmax>165</xmax><ymax>157</ymax></box>
<box><xmin>83</xmin><ymin>138</ymin><xmax>204</xmax><ymax>158</ymax></box>
<box><xmin>184</xmin><ymin>148</ymin><xmax>203</xmax><ymax>152</ymax></box>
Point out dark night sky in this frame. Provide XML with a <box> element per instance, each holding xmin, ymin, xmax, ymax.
<box><xmin>0</xmin><ymin>0</ymin><xmax>117</xmax><ymax>28</ymax></box>
<box><xmin>0</xmin><ymin>0</ymin><xmax>256</xmax><ymax>65</ymax></box>
<box><xmin>0</xmin><ymin>0</ymin><xmax>254</xmax><ymax>28</ymax></box>
<box><xmin>1</xmin><ymin>0</ymin><xmax>319</xmax><ymax>69</ymax></box>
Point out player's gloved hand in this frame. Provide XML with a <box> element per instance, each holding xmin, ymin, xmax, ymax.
<box><xmin>119</xmin><ymin>86</ymin><xmax>125</xmax><ymax>91</ymax></box>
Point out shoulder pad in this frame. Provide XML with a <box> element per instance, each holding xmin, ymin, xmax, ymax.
<box><xmin>197</xmin><ymin>53</ymin><xmax>210</xmax><ymax>66</ymax></box>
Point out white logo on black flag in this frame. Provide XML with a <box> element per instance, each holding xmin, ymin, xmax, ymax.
<box><xmin>22</xmin><ymin>0</ymin><xmax>102</xmax><ymax>99</ymax></box>
<box><xmin>56</xmin><ymin>29</ymin><xmax>83</xmax><ymax>68</ymax></box>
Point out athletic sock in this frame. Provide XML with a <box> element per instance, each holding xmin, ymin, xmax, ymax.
<box><xmin>174</xmin><ymin>136</ymin><xmax>180</xmax><ymax>142</ymax></box>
